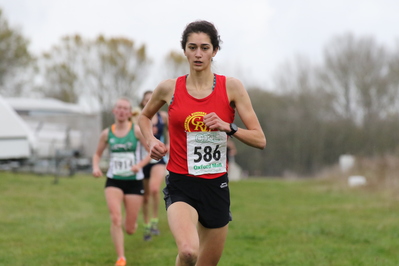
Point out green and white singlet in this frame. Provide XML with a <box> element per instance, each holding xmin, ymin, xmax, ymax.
<box><xmin>106</xmin><ymin>123</ymin><xmax>143</xmax><ymax>180</ymax></box>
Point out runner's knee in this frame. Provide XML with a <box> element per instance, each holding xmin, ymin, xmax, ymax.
<box><xmin>125</xmin><ymin>223</ymin><xmax>137</xmax><ymax>235</ymax></box>
<box><xmin>178</xmin><ymin>243</ymin><xmax>198</xmax><ymax>265</ymax></box>
<box><xmin>110</xmin><ymin>214</ymin><xmax>122</xmax><ymax>227</ymax></box>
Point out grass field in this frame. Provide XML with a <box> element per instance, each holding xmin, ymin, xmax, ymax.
<box><xmin>1</xmin><ymin>171</ymin><xmax>399</xmax><ymax>265</ymax></box>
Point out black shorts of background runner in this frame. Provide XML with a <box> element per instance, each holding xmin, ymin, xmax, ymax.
<box><xmin>105</xmin><ymin>178</ymin><xmax>144</xmax><ymax>195</ymax></box>
<box><xmin>163</xmin><ymin>172</ymin><xmax>232</xmax><ymax>228</ymax></box>
<box><xmin>143</xmin><ymin>158</ymin><xmax>166</xmax><ymax>179</ymax></box>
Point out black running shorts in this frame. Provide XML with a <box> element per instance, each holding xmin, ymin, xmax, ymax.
<box><xmin>143</xmin><ymin>158</ymin><xmax>166</xmax><ymax>179</ymax></box>
<box><xmin>163</xmin><ymin>172</ymin><xmax>232</xmax><ymax>228</ymax></box>
<box><xmin>105</xmin><ymin>178</ymin><xmax>144</xmax><ymax>195</ymax></box>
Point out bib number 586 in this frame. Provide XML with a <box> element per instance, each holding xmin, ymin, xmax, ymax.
<box><xmin>193</xmin><ymin>145</ymin><xmax>221</xmax><ymax>163</ymax></box>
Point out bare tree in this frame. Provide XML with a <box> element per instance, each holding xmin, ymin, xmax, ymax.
<box><xmin>320</xmin><ymin>33</ymin><xmax>396</xmax><ymax>125</ymax></box>
<box><xmin>161</xmin><ymin>50</ymin><xmax>188</xmax><ymax>79</ymax></box>
<box><xmin>37</xmin><ymin>35</ymin><xmax>152</xmax><ymax>115</ymax></box>
<box><xmin>87</xmin><ymin>36</ymin><xmax>151</xmax><ymax>111</ymax></box>
<box><xmin>386</xmin><ymin>41</ymin><xmax>399</xmax><ymax>114</ymax></box>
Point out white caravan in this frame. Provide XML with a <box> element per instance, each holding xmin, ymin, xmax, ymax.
<box><xmin>0</xmin><ymin>95</ymin><xmax>36</xmax><ymax>161</ymax></box>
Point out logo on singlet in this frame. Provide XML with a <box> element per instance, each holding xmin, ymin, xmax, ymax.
<box><xmin>184</xmin><ymin>112</ymin><xmax>211</xmax><ymax>132</ymax></box>
<box><xmin>111</xmin><ymin>142</ymin><xmax>133</xmax><ymax>151</ymax></box>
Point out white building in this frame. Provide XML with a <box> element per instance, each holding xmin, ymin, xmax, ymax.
<box><xmin>2</xmin><ymin>97</ymin><xmax>102</xmax><ymax>161</ymax></box>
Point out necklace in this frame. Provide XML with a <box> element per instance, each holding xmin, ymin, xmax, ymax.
<box><xmin>170</xmin><ymin>74</ymin><xmax>217</xmax><ymax>105</ymax></box>
<box><xmin>212</xmin><ymin>74</ymin><xmax>216</xmax><ymax>90</ymax></box>
<box><xmin>184</xmin><ymin>73</ymin><xmax>216</xmax><ymax>90</ymax></box>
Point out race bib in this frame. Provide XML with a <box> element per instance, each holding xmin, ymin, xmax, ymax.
<box><xmin>187</xmin><ymin>131</ymin><xmax>227</xmax><ymax>175</ymax></box>
<box><xmin>110</xmin><ymin>152</ymin><xmax>136</xmax><ymax>176</ymax></box>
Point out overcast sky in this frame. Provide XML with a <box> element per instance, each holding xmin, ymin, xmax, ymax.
<box><xmin>0</xmin><ymin>0</ymin><xmax>398</xmax><ymax>92</ymax></box>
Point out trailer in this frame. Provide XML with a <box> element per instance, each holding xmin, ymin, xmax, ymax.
<box><xmin>2</xmin><ymin>97</ymin><xmax>102</xmax><ymax>175</ymax></box>
<box><xmin>0</xmin><ymin>95</ymin><xmax>36</xmax><ymax>166</ymax></box>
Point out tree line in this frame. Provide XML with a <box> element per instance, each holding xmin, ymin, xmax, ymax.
<box><xmin>235</xmin><ymin>34</ymin><xmax>399</xmax><ymax>176</ymax></box>
<box><xmin>1</xmin><ymin>8</ymin><xmax>398</xmax><ymax>176</ymax></box>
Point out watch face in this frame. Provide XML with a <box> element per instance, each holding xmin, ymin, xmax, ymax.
<box><xmin>231</xmin><ymin>123</ymin><xmax>238</xmax><ymax>131</ymax></box>
<box><xmin>228</xmin><ymin>123</ymin><xmax>238</xmax><ymax>136</ymax></box>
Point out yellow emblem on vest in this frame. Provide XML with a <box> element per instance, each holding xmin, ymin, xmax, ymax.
<box><xmin>184</xmin><ymin>112</ymin><xmax>211</xmax><ymax>132</ymax></box>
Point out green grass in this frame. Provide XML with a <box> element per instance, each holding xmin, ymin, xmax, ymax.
<box><xmin>1</xmin><ymin>172</ymin><xmax>399</xmax><ymax>265</ymax></box>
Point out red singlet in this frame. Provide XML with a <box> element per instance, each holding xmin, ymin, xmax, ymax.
<box><xmin>167</xmin><ymin>74</ymin><xmax>235</xmax><ymax>179</ymax></box>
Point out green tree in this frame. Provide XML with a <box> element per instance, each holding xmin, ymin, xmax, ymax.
<box><xmin>0</xmin><ymin>8</ymin><xmax>33</xmax><ymax>96</ymax></box>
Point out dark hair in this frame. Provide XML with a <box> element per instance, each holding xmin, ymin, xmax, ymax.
<box><xmin>181</xmin><ymin>20</ymin><xmax>222</xmax><ymax>51</ymax></box>
<box><xmin>140</xmin><ymin>90</ymin><xmax>153</xmax><ymax>109</ymax></box>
